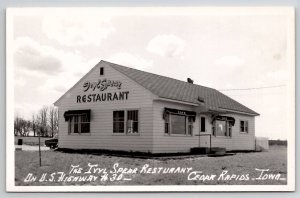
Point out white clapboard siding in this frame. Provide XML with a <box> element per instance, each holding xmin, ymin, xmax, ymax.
<box><xmin>56</xmin><ymin>62</ymin><xmax>156</xmax><ymax>152</ymax></box>
<box><xmin>56</xmin><ymin>61</ymin><xmax>256</xmax><ymax>153</ymax></box>
<box><xmin>152</xmin><ymin>100</ymin><xmax>255</xmax><ymax>153</ymax></box>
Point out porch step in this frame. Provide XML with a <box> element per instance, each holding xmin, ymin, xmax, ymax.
<box><xmin>190</xmin><ymin>147</ymin><xmax>210</xmax><ymax>154</ymax></box>
<box><xmin>190</xmin><ymin>147</ymin><xmax>226</xmax><ymax>155</ymax></box>
<box><xmin>210</xmin><ymin>147</ymin><xmax>226</xmax><ymax>155</ymax></box>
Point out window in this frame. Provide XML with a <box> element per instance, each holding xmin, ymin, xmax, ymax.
<box><xmin>164</xmin><ymin>113</ymin><xmax>170</xmax><ymax>134</ymax></box>
<box><xmin>74</xmin><ymin>115</ymin><xmax>79</xmax><ymax>133</ymax></box>
<box><xmin>113</xmin><ymin>111</ymin><xmax>125</xmax><ymax>133</ymax></box>
<box><xmin>80</xmin><ymin>115</ymin><xmax>90</xmax><ymax>133</ymax></box>
<box><xmin>68</xmin><ymin>114</ymin><xmax>90</xmax><ymax>134</ymax></box>
<box><xmin>171</xmin><ymin>114</ymin><xmax>186</xmax><ymax>134</ymax></box>
<box><xmin>200</xmin><ymin>117</ymin><xmax>206</xmax><ymax>132</ymax></box>
<box><xmin>214</xmin><ymin>120</ymin><xmax>232</xmax><ymax>137</ymax></box>
<box><xmin>113</xmin><ymin>110</ymin><xmax>139</xmax><ymax>134</ymax></box>
<box><xmin>240</xmin><ymin>120</ymin><xmax>248</xmax><ymax>133</ymax></box>
<box><xmin>164</xmin><ymin>113</ymin><xmax>194</xmax><ymax>136</ymax></box>
<box><xmin>68</xmin><ymin>117</ymin><xmax>73</xmax><ymax>134</ymax></box>
<box><xmin>188</xmin><ymin>116</ymin><xmax>193</xmax><ymax>135</ymax></box>
<box><xmin>127</xmin><ymin>110</ymin><xmax>138</xmax><ymax>133</ymax></box>
<box><xmin>216</xmin><ymin>120</ymin><xmax>226</xmax><ymax>136</ymax></box>
<box><xmin>100</xmin><ymin>67</ymin><xmax>104</xmax><ymax>75</ymax></box>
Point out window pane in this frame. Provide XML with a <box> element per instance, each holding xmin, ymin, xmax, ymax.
<box><xmin>165</xmin><ymin>123</ymin><xmax>169</xmax><ymax>134</ymax></box>
<box><xmin>113</xmin><ymin>111</ymin><xmax>125</xmax><ymax>133</ymax></box>
<box><xmin>241</xmin><ymin>121</ymin><xmax>244</xmax><ymax>127</ymax></box>
<box><xmin>113</xmin><ymin>111</ymin><xmax>124</xmax><ymax>121</ymax></box>
<box><xmin>240</xmin><ymin>121</ymin><xmax>244</xmax><ymax>132</ymax></box>
<box><xmin>113</xmin><ymin>122</ymin><xmax>124</xmax><ymax>133</ymax></box>
<box><xmin>81</xmin><ymin>115</ymin><xmax>89</xmax><ymax>122</ymax></box>
<box><xmin>74</xmin><ymin>123</ymin><xmax>79</xmax><ymax>133</ymax></box>
<box><xmin>68</xmin><ymin>117</ymin><xmax>72</xmax><ymax>134</ymax></box>
<box><xmin>228</xmin><ymin>127</ymin><xmax>232</xmax><ymax>137</ymax></box>
<box><xmin>127</xmin><ymin>110</ymin><xmax>138</xmax><ymax>133</ymax></box>
<box><xmin>188</xmin><ymin>125</ymin><xmax>192</xmax><ymax>135</ymax></box>
<box><xmin>216</xmin><ymin>120</ymin><xmax>226</xmax><ymax>136</ymax></box>
<box><xmin>171</xmin><ymin>114</ymin><xmax>186</xmax><ymax>134</ymax></box>
<box><xmin>127</xmin><ymin>120</ymin><xmax>133</xmax><ymax>133</ymax></box>
<box><xmin>81</xmin><ymin>123</ymin><xmax>90</xmax><ymax>133</ymax></box>
<box><xmin>133</xmin><ymin>122</ymin><xmax>138</xmax><ymax>133</ymax></box>
<box><xmin>164</xmin><ymin>113</ymin><xmax>169</xmax><ymax>134</ymax></box>
<box><xmin>200</xmin><ymin>117</ymin><xmax>206</xmax><ymax>132</ymax></box>
<box><xmin>128</xmin><ymin>110</ymin><xmax>138</xmax><ymax>121</ymax></box>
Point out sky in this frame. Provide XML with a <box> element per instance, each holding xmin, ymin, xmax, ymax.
<box><xmin>11</xmin><ymin>8</ymin><xmax>294</xmax><ymax>140</ymax></box>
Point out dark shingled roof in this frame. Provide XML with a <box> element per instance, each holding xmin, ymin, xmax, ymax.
<box><xmin>105</xmin><ymin>61</ymin><xmax>259</xmax><ymax>116</ymax></box>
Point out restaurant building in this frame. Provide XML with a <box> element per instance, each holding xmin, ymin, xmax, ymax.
<box><xmin>54</xmin><ymin>60</ymin><xmax>259</xmax><ymax>153</ymax></box>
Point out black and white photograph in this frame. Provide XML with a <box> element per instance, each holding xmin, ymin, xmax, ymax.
<box><xmin>6</xmin><ymin>7</ymin><xmax>295</xmax><ymax>192</ymax></box>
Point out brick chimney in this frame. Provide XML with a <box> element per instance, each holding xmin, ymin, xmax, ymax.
<box><xmin>187</xmin><ymin>78</ymin><xmax>194</xmax><ymax>84</ymax></box>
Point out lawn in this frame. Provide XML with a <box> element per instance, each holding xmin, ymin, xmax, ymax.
<box><xmin>15</xmin><ymin>146</ymin><xmax>287</xmax><ymax>186</ymax></box>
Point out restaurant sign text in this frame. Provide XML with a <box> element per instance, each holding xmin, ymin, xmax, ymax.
<box><xmin>77</xmin><ymin>79</ymin><xmax>129</xmax><ymax>103</ymax></box>
<box><xmin>83</xmin><ymin>79</ymin><xmax>122</xmax><ymax>92</ymax></box>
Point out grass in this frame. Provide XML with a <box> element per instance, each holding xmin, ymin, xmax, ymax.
<box><xmin>15</xmin><ymin>145</ymin><xmax>287</xmax><ymax>186</ymax></box>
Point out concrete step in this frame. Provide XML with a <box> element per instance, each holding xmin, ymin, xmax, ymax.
<box><xmin>210</xmin><ymin>147</ymin><xmax>226</xmax><ymax>155</ymax></box>
<box><xmin>190</xmin><ymin>147</ymin><xmax>210</xmax><ymax>154</ymax></box>
<box><xmin>190</xmin><ymin>147</ymin><xmax>226</xmax><ymax>155</ymax></box>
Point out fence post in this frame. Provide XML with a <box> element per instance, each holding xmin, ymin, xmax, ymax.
<box><xmin>38</xmin><ymin>133</ymin><xmax>41</xmax><ymax>166</ymax></box>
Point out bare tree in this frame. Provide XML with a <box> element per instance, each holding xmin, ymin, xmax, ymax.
<box><xmin>21</xmin><ymin>120</ymin><xmax>31</xmax><ymax>136</ymax></box>
<box><xmin>37</xmin><ymin>106</ymin><xmax>48</xmax><ymax>137</ymax></box>
<box><xmin>48</xmin><ymin>106</ymin><xmax>58</xmax><ymax>137</ymax></box>
<box><xmin>14</xmin><ymin>115</ymin><xmax>31</xmax><ymax>136</ymax></box>
<box><xmin>14</xmin><ymin>115</ymin><xmax>22</xmax><ymax>136</ymax></box>
<box><xmin>31</xmin><ymin>114</ymin><xmax>38</xmax><ymax>137</ymax></box>
<box><xmin>15</xmin><ymin>106</ymin><xmax>59</xmax><ymax>137</ymax></box>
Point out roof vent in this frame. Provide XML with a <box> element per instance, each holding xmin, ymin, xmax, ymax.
<box><xmin>187</xmin><ymin>78</ymin><xmax>194</xmax><ymax>84</ymax></box>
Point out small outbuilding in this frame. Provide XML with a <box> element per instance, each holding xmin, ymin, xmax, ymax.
<box><xmin>54</xmin><ymin>60</ymin><xmax>259</xmax><ymax>153</ymax></box>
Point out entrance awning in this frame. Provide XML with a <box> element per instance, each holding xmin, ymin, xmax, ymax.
<box><xmin>63</xmin><ymin>109</ymin><xmax>91</xmax><ymax>121</ymax></box>
<box><xmin>212</xmin><ymin>115</ymin><xmax>235</xmax><ymax>126</ymax></box>
<box><xmin>163</xmin><ymin>108</ymin><xmax>196</xmax><ymax>121</ymax></box>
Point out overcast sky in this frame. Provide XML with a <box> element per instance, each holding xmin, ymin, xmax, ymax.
<box><xmin>11</xmin><ymin>8</ymin><xmax>293</xmax><ymax>140</ymax></box>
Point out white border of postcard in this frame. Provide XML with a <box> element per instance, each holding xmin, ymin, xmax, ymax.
<box><xmin>6</xmin><ymin>7</ymin><xmax>295</xmax><ymax>192</ymax></box>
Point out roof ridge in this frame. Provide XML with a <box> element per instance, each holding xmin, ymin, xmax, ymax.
<box><xmin>104</xmin><ymin>60</ymin><xmax>258</xmax><ymax>115</ymax></box>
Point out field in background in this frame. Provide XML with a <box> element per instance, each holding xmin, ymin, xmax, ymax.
<box><xmin>269</xmin><ymin>140</ymin><xmax>287</xmax><ymax>146</ymax></box>
<box><xmin>14</xmin><ymin>136</ymin><xmax>52</xmax><ymax>146</ymax></box>
<box><xmin>15</xmin><ymin>145</ymin><xmax>287</xmax><ymax>186</ymax></box>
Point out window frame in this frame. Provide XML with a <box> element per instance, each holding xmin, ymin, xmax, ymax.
<box><xmin>112</xmin><ymin>109</ymin><xmax>140</xmax><ymax>135</ymax></box>
<box><xmin>67</xmin><ymin>114</ymin><xmax>91</xmax><ymax>135</ymax></box>
<box><xmin>240</xmin><ymin>120</ymin><xmax>249</xmax><ymax>133</ymax></box>
<box><xmin>113</xmin><ymin>110</ymin><xmax>125</xmax><ymax>134</ymax></box>
<box><xmin>164</xmin><ymin>112</ymin><xmax>194</xmax><ymax>136</ymax></box>
<box><xmin>187</xmin><ymin>116</ymin><xmax>194</xmax><ymax>136</ymax></box>
<box><xmin>127</xmin><ymin>110</ymin><xmax>139</xmax><ymax>134</ymax></box>
<box><xmin>100</xmin><ymin>67</ymin><xmax>104</xmax><ymax>76</ymax></box>
<box><xmin>80</xmin><ymin>115</ymin><xmax>90</xmax><ymax>133</ymax></box>
<box><xmin>212</xmin><ymin>119</ymin><xmax>232</xmax><ymax>138</ymax></box>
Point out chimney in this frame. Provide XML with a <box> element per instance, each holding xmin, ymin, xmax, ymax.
<box><xmin>187</xmin><ymin>78</ymin><xmax>194</xmax><ymax>84</ymax></box>
<box><xmin>197</xmin><ymin>96</ymin><xmax>205</xmax><ymax>103</ymax></box>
